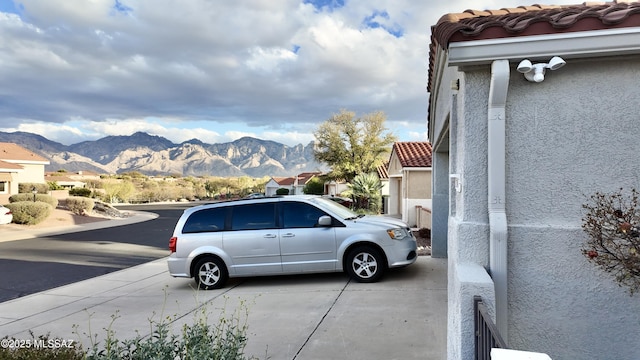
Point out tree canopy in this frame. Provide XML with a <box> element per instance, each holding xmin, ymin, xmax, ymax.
<box><xmin>313</xmin><ymin>109</ymin><xmax>396</xmax><ymax>183</ymax></box>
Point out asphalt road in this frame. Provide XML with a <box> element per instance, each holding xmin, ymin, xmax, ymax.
<box><xmin>0</xmin><ymin>203</ymin><xmax>193</xmax><ymax>303</ymax></box>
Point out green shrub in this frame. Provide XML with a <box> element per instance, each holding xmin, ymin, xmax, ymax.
<box><xmin>9</xmin><ymin>193</ymin><xmax>59</xmax><ymax>208</ymax></box>
<box><xmin>303</xmin><ymin>177</ymin><xmax>325</xmax><ymax>195</ymax></box>
<box><xmin>69</xmin><ymin>187</ymin><xmax>92</xmax><ymax>197</ymax></box>
<box><xmin>0</xmin><ymin>332</ymin><xmax>83</xmax><ymax>360</ymax></box>
<box><xmin>66</xmin><ymin>196</ymin><xmax>95</xmax><ymax>215</ymax></box>
<box><xmin>48</xmin><ymin>181</ymin><xmax>64</xmax><ymax>190</ymax></box>
<box><xmin>76</xmin><ymin>299</ymin><xmax>258</xmax><ymax>360</ymax></box>
<box><xmin>5</xmin><ymin>201</ymin><xmax>52</xmax><ymax>225</ymax></box>
<box><xmin>275</xmin><ymin>188</ymin><xmax>289</xmax><ymax>195</ymax></box>
<box><xmin>18</xmin><ymin>183</ymin><xmax>49</xmax><ymax>194</ymax></box>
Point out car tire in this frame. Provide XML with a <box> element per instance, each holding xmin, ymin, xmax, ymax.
<box><xmin>193</xmin><ymin>257</ymin><xmax>228</xmax><ymax>290</ymax></box>
<box><xmin>346</xmin><ymin>246</ymin><xmax>385</xmax><ymax>283</ymax></box>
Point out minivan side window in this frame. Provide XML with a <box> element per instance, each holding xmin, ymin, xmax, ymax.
<box><xmin>282</xmin><ymin>201</ymin><xmax>328</xmax><ymax>228</ymax></box>
<box><xmin>231</xmin><ymin>203</ymin><xmax>276</xmax><ymax>230</ymax></box>
<box><xmin>182</xmin><ymin>207</ymin><xmax>226</xmax><ymax>233</ymax></box>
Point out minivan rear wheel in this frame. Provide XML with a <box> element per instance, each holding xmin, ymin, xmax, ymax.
<box><xmin>346</xmin><ymin>246</ymin><xmax>385</xmax><ymax>283</ymax></box>
<box><xmin>193</xmin><ymin>257</ymin><xmax>228</xmax><ymax>290</ymax></box>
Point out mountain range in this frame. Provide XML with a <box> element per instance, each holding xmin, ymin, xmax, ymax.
<box><xmin>0</xmin><ymin>131</ymin><xmax>326</xmax><ymax>177</ymax></box>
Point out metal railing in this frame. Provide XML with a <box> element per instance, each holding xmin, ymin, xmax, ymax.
<box><xmin>474</xmin><ymin>295</ymin><xmax>508</xmax><ymax>360</ymax></box>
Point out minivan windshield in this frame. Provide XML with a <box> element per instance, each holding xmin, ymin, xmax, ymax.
<box><xmin>309</xmin><ymin>197</ymin><xmax>360</xmax><ymax>220</ymax></box>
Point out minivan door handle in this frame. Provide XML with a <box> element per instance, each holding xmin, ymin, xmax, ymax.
<box><xmin>263</xmin><ymin>234</ymin><xmax>277</xmax><ymax>238</ymax></box>
<box><xmin>281</xmin><ymin>233</ymin><xmax>295</xmax><ymax>238</ymax></box>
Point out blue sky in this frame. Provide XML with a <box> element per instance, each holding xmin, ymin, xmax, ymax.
<box><xmin>0</xmin><ymin>0</ymin><xmax>579</xmax><ymax>146</ymax></box>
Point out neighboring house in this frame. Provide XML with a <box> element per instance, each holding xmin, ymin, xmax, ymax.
<box><xmin>428</xmin><ymin>2</ymin><xmax>640</xmax><ymax>360</ymax></box>
<box><xmin>45</xmin><ymin>172</ymin><xmax>85</xmax><ymax>189</ymax></box>
<box><xmin>324</xmin><ymin>180</ymin><xmax>349</xmax><ymax>197</ymax></box>
<box><xmin>265</xmin><ymin>176</ymin><xmax>296</xmax><ymax>196</ymax></box>
<box><xmin>376</xmin><ymin>162</ymin><xmax>390</xmax><ymax>213</ymax></box>
<box><xmin>0</xmin><ymin>142</ymin><xmax>50</xmax><ymax>204</ymax></box>
<box><xmin>386</xmin><ymin>142</ymin><xmax>432</xmax><ymax>227</ymax></box>
<box><xmin>67</xmin><ymin>170</ymin><xmax>101</xmax><ymax>181</ymax></box>
<box><xmin>293</xmin><ymin>172</ymin><xmax>322</xmax><ymax>194</ymax></box>
<box><xmin>45</xmin><ymin>170</ymin><xmax>102</xmax><ymax>189</ymax></box>
<box><xmin>265</xmin><ymin>172</ymin><xmax>323</xmax><ymax>196</ymax></box>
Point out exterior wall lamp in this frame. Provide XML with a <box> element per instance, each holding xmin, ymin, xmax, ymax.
<box><xmin>516</xmin><ymin>56</ymin><xmax>566</xmax><ymax>83</ymax></box>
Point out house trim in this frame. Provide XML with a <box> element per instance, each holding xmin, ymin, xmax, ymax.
<box><xmin>448</xmin><ymin>27</ymin><xmax>640</xmax><ymax>66</ymax></box>
<box><xmin>401</xmin><ymin>167</ymin><xmax>432</xmax><ymax>172</ymax></box>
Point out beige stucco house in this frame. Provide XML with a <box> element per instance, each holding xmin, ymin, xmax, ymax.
<box><xmin>386</xmin><ymin>142</ymin><xmax>432</xmax><ymax>227</ymax></box>
<box><xmin>0</xmin><ymin>142</ymin><xmax>50</xmax><ymax>204</ymax></box>
<box><xmin>428</xmin><ymin>2</ymin><xmax>640</xmax><ymax>359</ymax></box>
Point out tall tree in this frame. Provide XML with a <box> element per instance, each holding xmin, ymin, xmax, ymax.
<box><xmin>313</xmin><ymin>109</ymin><xmax>396</xmax><ymax>183</ymax></box>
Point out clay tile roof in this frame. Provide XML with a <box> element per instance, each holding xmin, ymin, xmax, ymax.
<box><xmin>428</xmin><ymin>1</ymin><xmax>640</xmax><ymax>91</ymax></box>
<box><xmin>393</xmin><ymin>142</ymin><xmax>433</xmax><ymax>168</ymax></box>
<box><xmin>273</xmin><ymin>176</ymin><xmax>295</xmax><ymax>186</ymax></box>
<box><xmin>296</xmin><ymin>172</ymin><xmax>322</xmax><ymax>185</ymax></box>
<box><xmin>377</xmin><ymin>162</ymin><xmax>389</xmax><ymax>179</ymax></box>
<box><xmin>0</xmin><ymin>142</ymin><xmax>49</xmax><ymax>163</ymax></box>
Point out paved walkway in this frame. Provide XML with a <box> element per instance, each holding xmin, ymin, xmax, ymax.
<box><xmin>0</xmin><ymin>215</ymin><xmax>448</xmax><ymax>359</ymax></box>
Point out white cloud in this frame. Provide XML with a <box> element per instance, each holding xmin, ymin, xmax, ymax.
<box><xmin>0</xmin><ymin>0</ymin><xmax>580</xmax><ymax>146</ymax></box>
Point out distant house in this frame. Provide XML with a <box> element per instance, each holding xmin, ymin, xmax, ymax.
<box><xmin>0</xmin><ymin>142</ymin><xmax>50</xmax><ymax>203</ymax></box>
<box><xmin>45</xmin><ymin>172</ymin><xmax>87</xmax><ymax>189</ymax></box>
<box><xmin>265</xmin><ymin>176</ymin><xmax>296</xmax><ymax>196</ymax></box>
<box><xmin>265</xmin><ymin>172</ymin><xmax>324</xmax><ymax>196</ymax></box>
<box><xmin>324</xmin><ymin>180</ymin><xmax>349</xmax><ymax>197</ymax></box>
<box><xmin>387</xmin><ymin>142</ymin><xmax>432</xmax><ymax>227</ymax></box>
<box><xmin>293</xmin><ymin>172</ymin><xmax>322</xmax><ymax>194</ymax></box>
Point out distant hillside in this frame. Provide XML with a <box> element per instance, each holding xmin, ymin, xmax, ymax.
<box><xmin>0</xmin><ymin>131</ymin><xmax>326</xmax><ymax>177</ymax></box>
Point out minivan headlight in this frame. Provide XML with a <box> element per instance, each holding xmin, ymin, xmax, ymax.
<box><xmin>387</xmin><ymin>228</ymin><xmax>406</xmax><ymax>240</ymax></box>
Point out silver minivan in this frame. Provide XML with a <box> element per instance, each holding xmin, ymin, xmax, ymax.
<box><xmin>168</xmin><ymin>195</ymin><xmax>417</xmax><ymax>289</ymax></box>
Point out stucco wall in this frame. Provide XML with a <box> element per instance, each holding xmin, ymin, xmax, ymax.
<box><xmin>502</xmin><ymin>57</ymin><xmax>640</xmax><ymax>360</ymax></box>
<box><xmin>15</xmin><ymin>163</ymin><xmax>46</xmax><ymax>184</ymax></box>
<box><xmin>442</xmin><ymin>56</ymin><xmax>640</xmax><ymax>360</ymax></box>
<box><xmin>406</xmin><ymin>170</ymin><xmax>431</xmax><ymax>198</ymax></box>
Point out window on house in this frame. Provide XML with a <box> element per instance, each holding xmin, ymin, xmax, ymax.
<box><xmin>0</xmin><ymin>182</ymin><xmax>6</xmax><ymax>193</ymax></box>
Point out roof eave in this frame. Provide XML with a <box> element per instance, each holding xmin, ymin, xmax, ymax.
<box><xmin>448</xmin><ymin>27</ymin><xmax>640</xmax><ymax>67</ymax></box>
<box><xmin>2</xmin><ymin>159</ymin><xmax>50</xmax><ymax>166</ymax></box>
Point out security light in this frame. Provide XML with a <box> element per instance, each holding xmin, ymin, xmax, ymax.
<box><xmin>516</xmin><ymin>56</ymin><xmax>566</xmax><ymax>83</ymax></box>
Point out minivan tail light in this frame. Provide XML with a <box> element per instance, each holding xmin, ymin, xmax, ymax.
<box><xmin>169</xmin><ymin>236</ymin><xmax>177</xmax><ymax>253</ymax></box>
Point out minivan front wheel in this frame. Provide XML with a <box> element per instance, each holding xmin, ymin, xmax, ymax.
<box><xmin>194</xmin><ymin>257</ymin><xmax>228</xmax><ymax>290</ymax></box>
<box><xmin>346</xmin><ymin>246</ymin><xmax>385</xmax><ymax>283</ymax></box>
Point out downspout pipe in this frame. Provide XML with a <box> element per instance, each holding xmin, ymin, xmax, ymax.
<box><xmin>488</xmin><ymin>60</ymin><xmax>510</xmax><ymax>338</ymax></box>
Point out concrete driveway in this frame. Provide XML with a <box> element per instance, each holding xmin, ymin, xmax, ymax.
<box><xmin>0</xmin><ymin>256</ymin><xmax>447</xmax><ymax>359</ymax></box>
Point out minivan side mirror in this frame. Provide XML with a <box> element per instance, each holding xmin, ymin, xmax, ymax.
<box><xmin>318</xmin><ymin>215</ymin><xmax>332</xmax><ymax>227</ymax></box>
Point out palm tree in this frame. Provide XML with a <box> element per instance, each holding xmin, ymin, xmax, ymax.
<box><xmin>346</xmin><ymin>173</ymin><xmax>383</xmax><ymax>213</ymax></box>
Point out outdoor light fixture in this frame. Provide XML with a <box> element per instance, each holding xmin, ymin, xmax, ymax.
<box><xmin>516</xmin><ymin>56</ymin><xmax>566</xmax><ymax>83</ymax></box>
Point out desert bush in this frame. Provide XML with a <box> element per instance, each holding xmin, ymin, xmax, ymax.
<box><xmin>275</xmin><ymin>188</ymin><xmax>289</xmax><ymax>195</ymax></box>
<box><xmin>77</xmin><ymin>299</ymin><xmax>258</xmax><ymax>360</ymax></box>
<box><xmin>48</xmin><ymin>181</ymin><xmax>64</xmax><ymax>190</ymax></box>
<box><xmin>66</xmin><ymin>196</ymin><xmax>95</xmax><ymax>215</ymax></box>
<box><xmin>418</xmin><ymin>227</ymin><xmax>431</xmax><ymax>239</ymax></box>
<box><xmin>582</xmin><ymin>188</ymin><xmax>640</xmax><ymax>294</ymax></box>
<box><xmin>0</xmin><ymin>332</ymin><xmax>83</xmax><ymax>360</ymax></box>
<box><xmin>2</xmin><ymin>301</ymin><xmax>259</xmax><ymax>360</ymax></box>
<box><xmin>9</xmin><ymin>193</ymin><xmax>58</xmax><ymax>208</ymax></box>
<box><xmin>5</xmin><ymin>201</ymin><xmax>52</xmax><ymax>225</ymax></box>
<box><xmin>69</xmin><ymin>187</ymin><xmax>92</xmax><ymax>197</ymax></box>
<box><xmin>18</xmin><ymin>183</ymin><xmax>50</xmax><ymax>194</ymax></box>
